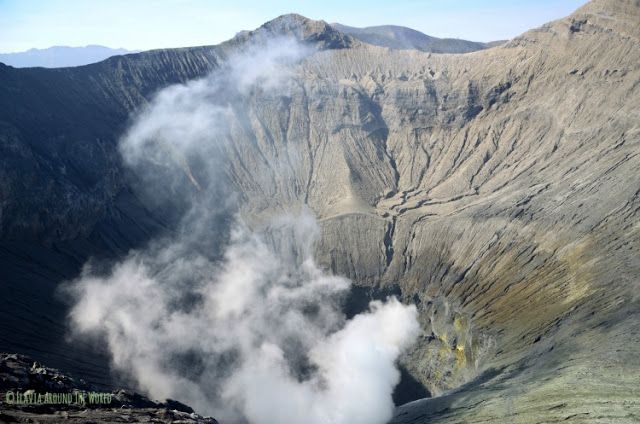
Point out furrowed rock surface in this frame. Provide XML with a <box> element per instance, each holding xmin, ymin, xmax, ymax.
<box><xmin>0</xmin><ymin>2</ymin><xmax>639</xmax><ymax>423</ymax></box>
<box><xmin>220</xmin><ymin>4</ymin><xmax>640</xmax><ymax>421</ymax></box>
<box><xmin>0</xmin><ymin>14</ymin><xmax>352</xmax><ymax>385</ymax></box>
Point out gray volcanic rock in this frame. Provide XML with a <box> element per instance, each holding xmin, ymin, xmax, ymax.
<box><xmin>0</xmin><ymin>48</ymin><xmax>220</xmax><ymax>242</ymax></box>
<box><xmin>0</xmin><ymin>353</ymin><xmax>89</xmax><ymax>392</ymax></box>
<box><xmin>0</xmin><ymin>353</ymin><xmax>218</xmax><ymax>423</ymax></box>
<box><xmin>330</xmin><ymin>23</ymin><xmax>501</xmax><ymax>53</ymax></box>
<box><xmin>236</xmin><ymin>14</ymin><xmax>355</xmax><ymax>50</ymax></box>
<box><xmin>0</xmin><ymin>1</ymin><xmax>639</xmax><ymax>423</ymax></box>
<box><xmin>0</xmin><ymin>14</ymin><xmax>351</xmax><ymax>245</ymax></box>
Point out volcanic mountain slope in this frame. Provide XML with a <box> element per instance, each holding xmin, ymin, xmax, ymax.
<box><xmin>0</xmin><ymin>0</ymin><xmax>639</xmax><ymax>422</ymax></box>
<box><xmin>213</xmin><ymin>3</ymin><xmax>640</xmax><ymax>420</ymax></box>
<box><xmin>329</xmin><ymin>23</ymin><xmax>500</xmax><ymax>53</ymax></box>
<box><xmin>0</xmin><ymin>18</ymin><xmax>352</xmax><ymax>384</ymax></box>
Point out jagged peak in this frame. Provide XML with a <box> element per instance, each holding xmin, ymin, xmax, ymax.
<box><xmin>232</xmin><ymin>13</ymin><xmax>355</xmax><ymax>50</ymax></box>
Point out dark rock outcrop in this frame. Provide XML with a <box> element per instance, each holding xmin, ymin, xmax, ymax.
<box><xmin>0</xmin><ymin>353</ymin><xmax>217</xmax><ymax>423</ymax></box>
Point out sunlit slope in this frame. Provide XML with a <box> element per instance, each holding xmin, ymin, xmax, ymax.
<box><xmin>0</xmin><ymin>1</ymin><xmax>638</xmax><ymax>422</ymax></box>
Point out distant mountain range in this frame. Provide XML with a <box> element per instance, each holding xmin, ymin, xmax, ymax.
<box><xmin>0</xmin><ymin>25</ymin><xmax>504</xmax><ymax>69</ymax></box>
<box><xmin>0</xmin><ymin>45</ymin><xmax>136</xmax><ymax>68</ymax></box>
<box><xmin>330</xmin><ymin>23</ymin><xmax>505</xmax><ymax>53</ymax></box>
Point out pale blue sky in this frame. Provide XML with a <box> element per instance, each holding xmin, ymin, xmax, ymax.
<box><xmin>0</xmin><ymin>0</ymin><xmax>588</xmax><ymax>53</ymax></box>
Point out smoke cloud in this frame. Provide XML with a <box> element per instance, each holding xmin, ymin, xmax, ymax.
<box><xmin>66</xmin><ymin>36</ymin><xmax>420</xmax><ymax>424</ymax></box>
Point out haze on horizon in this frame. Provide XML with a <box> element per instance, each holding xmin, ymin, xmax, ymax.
<box><xmin>0</xmin><ymin>0</ymin><xmax>588</xmax><ymax>53</ymax></box>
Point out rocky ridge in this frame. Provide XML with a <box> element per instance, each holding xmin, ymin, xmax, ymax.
<box><xmin>329</xmin><ymin>23</ymin><xmax>501</xmax><ymax>53</ymax></box>
<box><xmin>0</xmin><ymin>353</ymin><xmax>218</xmax><ymax>423</ymax></box>
<box><xmin>0</xmin><ymin>1</ymin><xmax>638</xmax><ymax>423</ymax></box>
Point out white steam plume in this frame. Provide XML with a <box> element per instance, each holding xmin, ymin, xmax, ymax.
<box><xmin>66</xmin><ymin>37</ymin><xmax>420</xmax><ymax>424</ymax></box>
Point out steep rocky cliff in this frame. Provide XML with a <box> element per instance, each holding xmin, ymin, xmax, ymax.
<box><xmin>0</xmin><ymin>1</ymin><xmax>639</xmax><ymax>422</ymax></box>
